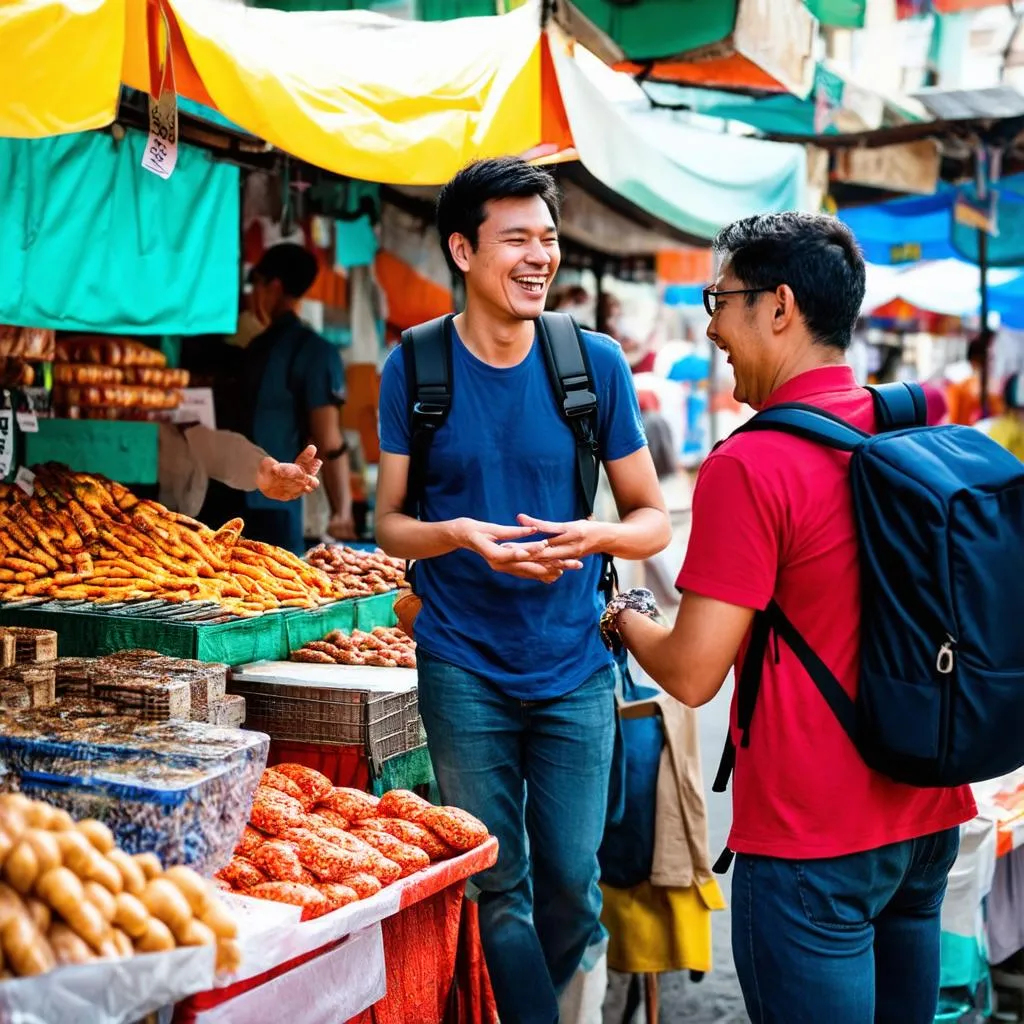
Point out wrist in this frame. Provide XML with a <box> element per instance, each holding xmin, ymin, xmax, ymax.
<box><xmin>585</xmin><ymin>520</ymin><xmax>616</xmax><ymax>557</ymax></box>
<box><xmin>254</xmin><ymin>457</ymin><xmax>276</xmax><ymax>492</ymax></box>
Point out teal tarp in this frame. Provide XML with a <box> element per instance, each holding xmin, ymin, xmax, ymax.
<box><xmin>0</xmin><ymin>130</ymin><xmax>240</xmax><ymax>335</ymax></box>
<box><xmin>553</xmin><ymin>47</ymin><xmax>809</xmax><ymax>241</ymax></box>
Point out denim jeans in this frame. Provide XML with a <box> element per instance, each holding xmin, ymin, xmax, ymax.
<box><xmin>732</xmin><ymin>826</ymin><xmax>961</xmax><ymax>1024</ymax></box>
<box><xmin>416</xmin><ymin>650</ymin><xmax>616</xmax><ymax>1024</ymax></box>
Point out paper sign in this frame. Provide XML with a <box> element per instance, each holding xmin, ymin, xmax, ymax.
<box><xmin>14</xmin><ymin>467</ymin><xmax>35</xmax><ymax>496</ymax></box>
<box><xmin>171</xmin><ymin>388</ymin><xmax>217</xmax><ymax>429</ymax></box>
<box><xmin>16</xmin><ymin>410</ymin><xmax>38</xmax><ymax>433</ymax></box>
<box><xmin>141</xmin><ymin>5</ymin><xmax>179</xmax><ymax>180</ymax></box>
<box><xmin>0</xmin><ymin>410</ymin><xmax>13</xmax><ymax>479</ymax></box>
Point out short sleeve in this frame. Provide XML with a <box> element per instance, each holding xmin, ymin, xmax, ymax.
<box><xmin>676</xmin><ymin>453</ymin><xmax>780</xmax><ymax>611</ymax></box>
<box><xmin>378</xmin><ymin>346</ymin><xmax>411</xmax><ymax>456</ymax></box>
<box><xmin>302</xmin><ymin>336</ymin><xmax>346</xmax><ymax>411</ymax></box>
<box><xmin>597</xmin><ymin>341</ymin><xmax>647</xmax><ymax>462</ymax></box>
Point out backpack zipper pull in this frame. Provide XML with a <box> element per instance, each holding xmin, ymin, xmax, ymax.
<box><xmin>936</xmin><ymin>635</ymin><xmax>956</xmax><ymax>675</ymax></box>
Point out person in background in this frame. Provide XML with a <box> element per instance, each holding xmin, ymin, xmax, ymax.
<box><xmin>159</xmin><ymin>425</ymin><xmax>321</xmax><ymax>518</ymax></box>
<box><xmin>201</xmin><ymin>243</ymin><xmax>355</xmax><ymax>553</ymax></box>
<box><xmin>947</xmin><ymin>331</ymin><xmax>1003</xmax><ymax>426</ymax></box>
<box><xmin>986</xmin><ymin>373</ymin><xmax>1024</xmax><ymax>459</ymax></box>
<box><xmin>607</xmin><ymin>212</ymin><xmax>975</xmax><ymax>1024</ymax></box>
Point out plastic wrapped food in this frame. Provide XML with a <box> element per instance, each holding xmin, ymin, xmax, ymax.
<box><xmin>208</xmin><ymin>695</ymin><xmax>246</xmax><ymax>729</ymax></box>
<box><xmin>376</xmin><ymin>789</ymin><xmax>431</xmax><ymax>822</ymax></box>
<box><xmin>348</xmin><ymin>828</ymin><xmax>430</xmax><ymax>877</ymax></box>
<box><xmin>317</xmin><ymin>787</ymin><xmax>380</xmax><ymax>822</ymax></box>
<box><xmin>0</xmin><ymin>719</ymin><xmax>269</xmax><ymax>874</ymax></box>
<box><xmin>418</xmin><ymin>806</ymin><xmax>489</xmax><ymax>852</ymax></box>
<box><xmin>249</xmin><ymin>787</ymin><xmax>306</xmax><ymax>837</ymax></box>
<box><xmin>271</xmin><ymin>764</ymin><xmax>332</xmax><ymax>805</ymax></box>
<box><xmin>247</xmin><ymin>882</ymin><xmax>328</xmax><ymax>921</ymax></box>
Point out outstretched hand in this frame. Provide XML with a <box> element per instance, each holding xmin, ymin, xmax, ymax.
<box><xmin>255</xmin><ymin>446</ymin><xmax>322</xmax><ymax>502</ymax></box>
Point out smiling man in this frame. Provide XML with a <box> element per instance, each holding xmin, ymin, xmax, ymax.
<box><xmin>375</xmin><ymin>158</ymin><xmax>669</xmax><ymax>1022</ymax></box>
<box><xmin>610</xmin><ymin>213</ymin><xmax>975</xmax><ymax>1024</ymax></box>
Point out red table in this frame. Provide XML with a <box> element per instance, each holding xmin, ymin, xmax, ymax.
<box><xmin>174</xmin><ymin>840</ymin><xmax>499</xmax><ymax>1024</ymax></box>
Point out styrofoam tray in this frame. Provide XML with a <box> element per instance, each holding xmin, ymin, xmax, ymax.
<box><xmin>230</xmin><ymin>661</ymin><xmax>417</xmax><ymax>694</ymax></box>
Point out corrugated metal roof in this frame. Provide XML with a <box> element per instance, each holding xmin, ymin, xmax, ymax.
<box><xmin>914</xmin><ymin>87</ymin><xmax>1024</xmax><ymax>122</ymax></box>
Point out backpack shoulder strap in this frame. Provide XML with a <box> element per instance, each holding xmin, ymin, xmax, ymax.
<box><xmin>866</xmin><ymin>381</ymin><xmax>927</xmax><ymax>431</ymax></box>
<box><xmin>733</xmin><ymin>402</ymin><xmax>870</xmax><ymax>452</ymax></box>
<box><xmin>401</xmin><ymin>314</ymin><xmax>453</xmax><ymax>518</ymax></box>
<box><xmin>536</xmin><ymin>311</ymin><xmax>600</xmax><ymax>518</ymax></box>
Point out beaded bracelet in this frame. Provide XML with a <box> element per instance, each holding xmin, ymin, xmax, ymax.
<box><xmin>599</xmin><ymin>587</ymin><xmax>660</xmax><ymax>652</ymax></box>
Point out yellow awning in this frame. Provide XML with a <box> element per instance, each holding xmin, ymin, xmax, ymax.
<box><xmin>0</xmin><ymin>0</ymin><xmax>125</xmax><ymax>137</ymax></box>
<box><xmin>0</xmin><ymin>0</ymin><xmax>550</xmax><ymax>185</ymax></box>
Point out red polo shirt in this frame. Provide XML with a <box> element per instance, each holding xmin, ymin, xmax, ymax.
<box><xmin>679</xmin><ymin>365</ymin><xmax>976</xmax><ymax>859</ymax></box>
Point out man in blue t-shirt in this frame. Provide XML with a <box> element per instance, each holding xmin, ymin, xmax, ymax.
<box><xmin>376</xmin><ymin>158</ymin><xmax>670</xmax><ymax>1022</ymax></box>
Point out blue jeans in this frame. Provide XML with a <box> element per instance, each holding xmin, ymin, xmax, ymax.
<box><xmin>732</xmin><ymin>827</ymin><xmax>961</xmax><ymax>1024</ymax></box>
<box><xmin>416</xmin><ymin>650</ymin><xmax>616</xmax><ymax>1024</ymax></box>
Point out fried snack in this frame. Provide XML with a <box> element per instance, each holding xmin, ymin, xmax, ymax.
<box><xmin>0</xmin><ymin>465</ymin><xmax>343</xmax><ymax>612</ymax></box>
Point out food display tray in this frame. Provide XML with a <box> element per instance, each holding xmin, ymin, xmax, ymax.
<box><xmin>229</xmin><ymin>661</ymin><xmax>418</xmax><ymax>761</ymax></box>
<box><xmin>0</xmin><ymin>599</ymin><xmax>356</xmax><ymax>666</ymax></box>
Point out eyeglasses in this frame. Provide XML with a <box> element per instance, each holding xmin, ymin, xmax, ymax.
<box><xmin>703</xmin><ymin>286</ymin><xmax>774</xmax><ymax>317</ymax></box>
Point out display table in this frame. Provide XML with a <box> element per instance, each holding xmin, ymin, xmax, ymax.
<box><xmin>174</xmin><ymin>839</ymin><xmax>499</xmax><ymax>1024</ymax></box>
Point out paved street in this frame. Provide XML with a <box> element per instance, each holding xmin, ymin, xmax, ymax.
<box><xmin>602</xmin><ymin>681</ymin><xmax>747</xmax><ymax>1024</ymax></box>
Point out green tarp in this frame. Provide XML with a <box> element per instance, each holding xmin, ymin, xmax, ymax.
<box><xmin>0</xmin><ymin>130</ymin><xmax>239</xmax><ymax>335</ymax></box>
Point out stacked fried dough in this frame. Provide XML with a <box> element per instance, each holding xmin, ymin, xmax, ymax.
<box><xmin>0</xmin><ymin>465</ymin><xmax>340</xmax><ymax>615</ymax></box>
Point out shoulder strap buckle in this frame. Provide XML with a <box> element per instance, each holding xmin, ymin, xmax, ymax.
<box><xmin>563</xmin><ymin>388</ymin><xmax>598</xmax><ymax>418</ymax></box>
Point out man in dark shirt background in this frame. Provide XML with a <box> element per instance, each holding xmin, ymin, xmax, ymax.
<box><xmin>200</xmin><ymin>243</ymin><xmax>355</xmax><ymax>552</ymax></box>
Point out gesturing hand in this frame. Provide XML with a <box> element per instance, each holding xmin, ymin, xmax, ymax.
<box><xmin>516</xmin><ymin>514</ymin><xmax>602</xmax><ymax>562</ymax></box>
<box><xmin>456</xmin><ymin>518</ymin><xmax>583</xmax><ymax>585</ymax></box>
<box><xmin>255</xmin><ymin>448</ymin><xmax>322</xmax><ymax>502</ymax></box>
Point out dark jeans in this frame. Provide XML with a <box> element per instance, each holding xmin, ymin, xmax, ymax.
<box><xmin>416</xmin><ymin>650</ymin><xmax>616</xmax><ymax>1024</ymax></box>
<box><xmin>732</xmin><ymin>827</ymin><xmax>961</xmax><ymax>1024</ymax></box>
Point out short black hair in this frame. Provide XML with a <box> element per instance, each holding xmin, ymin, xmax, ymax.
<box><xmin>713</xmin><ymin>213</ymin><xmax>866</xmax><ymax>351</ymax></box>
<box><xmin>435</xmin><ymin>157</ymin><xmax>561</xmax><ymax>277</ymax></box>
<box><xmin>250</xmin><ymin>243</ymin><xmax>318</xmax><ymax>299</ymax></box>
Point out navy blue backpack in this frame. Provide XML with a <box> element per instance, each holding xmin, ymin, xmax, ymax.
<box><xmin>714</xmin><ymin>381</ymin><xmax>1024</xmax><ymax>810</ymax></box>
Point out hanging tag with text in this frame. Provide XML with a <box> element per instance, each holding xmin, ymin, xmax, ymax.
<box><xmin>141</xmin><ymin>5</ymin><xmax>179</xmax><ymax>180</ymax></box>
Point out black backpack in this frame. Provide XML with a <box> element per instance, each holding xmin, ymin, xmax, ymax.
<box><xmin>400</xmin><ymin>312</ymin><xmax>612</xmax><ymax>601</ymax></box>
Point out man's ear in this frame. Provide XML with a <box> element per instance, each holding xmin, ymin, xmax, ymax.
<box><xmin>772</xmin><ymin>284</ymin><xmax>797</xmax><ymax>333</ymax></box>
<box><xmin>448</xmin><ymin>233</ymin><xmax>473</xmax><ymax>275</ymax></box>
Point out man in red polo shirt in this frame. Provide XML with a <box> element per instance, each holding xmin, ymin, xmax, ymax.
<box><xmin>611</xmin><ymin>213</ymin><xmax>976</xmax><ymax>1024</ymax></box>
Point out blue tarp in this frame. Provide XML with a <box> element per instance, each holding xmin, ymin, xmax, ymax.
<box><xmin>839</xmin><ymin>175</ymin><xmax>1024</xmax><ymax>267</ymax></box>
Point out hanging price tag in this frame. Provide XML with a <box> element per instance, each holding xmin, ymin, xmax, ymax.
<box><xmin>141</xmin><ymin>4</ymin><xmax>179</xmax><ymax>180</ymax></box>
<box><xmin>15</xmin><ymin>410</ymin><xmax>38</xmax><ymax>433</ymax></box>
<box><xmin>14</xmin><ymin>467</ymin><xmax>35</xmax><ymax>496</ymax></box>
<box><xmin>0</xmin><ymin>410</ymin><xmax>12</xmax><ymax>480</ymax></box>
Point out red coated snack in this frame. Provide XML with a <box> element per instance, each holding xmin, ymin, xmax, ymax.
<box><xmin>376</xmin><ymin>789</ymin><xmax>432</xmax><ymax>822</ymax></box>
<box><xmin>418</xmin><ymin>806</ymin><xmax>489</xmax><ymax>852</ymax></box>
<box><xmin>250</xmin><ymin>786</ymin><xmax>307</xmax><ymax>837</ymax></box>
<box><xmin>317</xmin><ymin>787</ymin><xmax>381</xmax><ymax>822</ymax></box>
<box><xmin>303</xmin><ymin>814</ymin><xmax>357</xmax><ymax>848</ymax></box>
<box><xmin>313</xmin><ymin>809</ymin><xmax>350</xmax><ymax>831</ymax></box>
<box><xmin>235</xmin><ymin>826</ymin><xmax>267</xmax><ymax>860</ymax></box>
<box><xmin>251</xmin><ymin>840</ymin><xmax>306</xmax><ymax>883</ymax></box>
<box><xmin>358</xmin><ymin>817</ymin><xmax>454</xmax><ymax>861</ymax></box>
<box><xmin>260</xmin><ymin>769</ymin><xmax>310</xmax><ymax>808</ymax></box>
<box><xmin>338</xmin><ymin>873</ymin><xmax>383</xmax><ymax>899</ymax></box>
<box><xmin>278</xmin><ymin>828</ymin><xmax>378</xmax><ymax>881</ymax></box>
<box><xmin>316</xmin><ymin>883</ymin><xmax>359</xmax><ymax>912</ymax></box>
<box><xmin>290</xmin><ymin>649</ymin><xmax>335</xmax><ymax>664</ymax></box>
<box><xmin>217</xmin><ymin>856</ymin><xmax>267</xmax><ymax>890</ymax></box>
<box><xmin>350</xmin><ymin>828</ymin><xmax>430</xmax><ymax>877</ymax></box>
<box><xmin>299</xmin><ymin>868</ymin><xmax>317</xmax><ymax>885</ymax></box>
<box><xmin>213</xmin><ymin>877</ymin><xmax>233</xmax><ymax>892</ymax></box>
<box><xmin>247</xmin><ymin>882</ymin><xmax>329</xmax><ymax>920</ymax></box>
<box><xmin>273</xmin><ymin>764</ymin><xmax>333</xmax><ymax>805</ymax></box>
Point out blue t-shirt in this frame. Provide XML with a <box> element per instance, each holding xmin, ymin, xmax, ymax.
<box><xmin>379</xmin><ymin>325</ymin><xmax>646</xmax><ymax>700</ymax></box>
